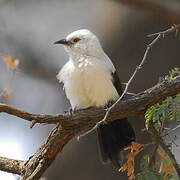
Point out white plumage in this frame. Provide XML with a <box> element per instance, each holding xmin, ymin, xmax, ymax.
<box><xmin>55</xmin><ymin>29</ymin><xmax>136</xmax><ymax>168</ymax></box>
<box><xmin>56</xmin><ymin>29</ymin><xmax>119</xmax><ymax>110</ymax></box>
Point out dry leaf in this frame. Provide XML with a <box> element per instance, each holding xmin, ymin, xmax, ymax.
<box><xmin>119</xmin><ymin>164</ymin><xmax>128</xmax><ymax>172</ymax></box>
<box><xmin>1</xmin><ymin>88</ymin><xmax>12</xmax><ymax>100</ymax></box>
<box><xmin>158</xmin><ymin>150</ymin><xmax>167</xmax><ymax>158</ymax></box>
<box><xmin>119</xmin><ymin>142</ymin><xmax>143</xmax><ymax>180</ymax></box>
<box><xmin>2</xmin><ymin>56</ymin><xmax>20</xmax><ymax>70</ymax></box>
<box><xmin>161</xmin><ymin>164</ymin><xmax>174</xmax><ymax>175</ymax></box>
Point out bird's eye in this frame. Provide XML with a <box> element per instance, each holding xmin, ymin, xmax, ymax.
<box><xmin>73</xmin><ymin>38</ymin><xmax>81</xmax><ymax>43</ymax></box>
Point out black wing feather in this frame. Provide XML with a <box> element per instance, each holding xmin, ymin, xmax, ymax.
<box><xmin>111</xmin><ymin>71</ymin><xmax>123</xmax><ymax>96</ymax></box>
<box><xmin>97</xmin><ymin>70</ymin><xmax>135</xmax><ymax>168</ymax></box>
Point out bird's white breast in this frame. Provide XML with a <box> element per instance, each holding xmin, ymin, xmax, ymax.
<box><xmin>57</xmin><ymin>57</ymin><xmax>119</xmax><ymax>110</ymax></box>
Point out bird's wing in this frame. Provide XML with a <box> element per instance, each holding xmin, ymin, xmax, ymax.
<box><xmin>111</xmin><ymin>71</ymin><xmax>123</xmax><ymax>96</ymax></box>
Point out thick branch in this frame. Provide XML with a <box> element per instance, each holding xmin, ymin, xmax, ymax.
<box><xmin>0</xmin><ymin>24</ymin><xmax>179</xmax><ymax>179</ymax></box>
<box><xmin>0</xmin><ymin>76</ymin><xmax>179</xmax><ymax>179</ymax></box>
<box><xmin>0</xmin><ymin>156</ymin><xmax>24</xmax><ymax>175</ymax></box>
<box><xmin>0</xmin><ymin>104</ymin><xmax>59</xmax><ymax>124</ymax></box>
<box><xmin>0</xmin><ymin>76</ymin><xmax>179</xmax><ymax>127</ymax></box>
<box><xmin>21</xmin><ymin>124</ymin><xmax>77</xmax><ymax>180</ymax></box>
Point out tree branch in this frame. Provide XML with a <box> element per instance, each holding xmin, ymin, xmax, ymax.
<box><xmin>0</xmin><ymin>76</ymin><xmax>179</xmax><ymax>179</ymax></box>
<box><xmin>0</xmin><ymin>104</ymin><xmax>61</xmax><ymax>124</ymax></box>
<box><xmin>0</xmin><ymin>156</ymin><xmax>24</xmax><ymax>175</ymax></box>
<box><xmin>77</xmin><ymin>24</ymin><xmax>180</xmax><ymax>139</ymax></box>
<box><xmin>21</xmin><ymin>124</ymin><xmax>77</xmax><ymax>180</ymax></box>
<box><xmin>0</xmin><ymin>24</ymin><xmax>179</xmax><ymax>179</ymax></box>
<box><xmin>150</xmin><ymin>126</ymin><xmax>180</xmax><ymax>177</ymax></box>
<box><xmin>0</xmin><ymin>76</ymin><xmax>179</xmax><ymax>127</ymax></box>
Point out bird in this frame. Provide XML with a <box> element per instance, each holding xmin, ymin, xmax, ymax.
<box><xmin>54</xmin><ymin>29</ymin><xmax>135</xmax><ymax>168</ymax></box>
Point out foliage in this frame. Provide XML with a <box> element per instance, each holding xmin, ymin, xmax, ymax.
<box><xmin>137</xmin><ymin>168</ymin><xmax>163</xmax><ymax>180</ymax></box>
<box><xmin>119</xmin><ymin>142</ymin><xmax>143</xmax><ymax>180</ymax></box>
<box><xmin>0</xmin><ymin>56</ymin><xmax>19</xmax><ymax>101</ymax></box>
<box><xmin>2</xmin><ymin>56</ymin><xmax>19</xmax><ymax>70</ymax></box>
<box><xmin>165</xmin><ymin>68</ymin><xmax>180</xmax><ymax>80</ymax></box>
<box><xmin>145</xmin><ymin>94</ymin><xmax>180</xmax><ymax>132</ymax></box>
<box><xmin>145</xmin><ymin>68</ymin><xmax>180</xmax><ymax>132</ymax></box>
<box><xmin>137</xmin><ymin>68</ymin><xmax>180</xmax><ymax>180</ymax></box>
<box><xmin>137</xmin><ymin>152</ymin><xmax>179</xmax><ymax>180</ymax></box>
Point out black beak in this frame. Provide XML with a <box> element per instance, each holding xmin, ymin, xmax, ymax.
<box><xmin>54</xmin><ymin>39</ymin><xmax>73</xmax><ymax>45</ymax></box>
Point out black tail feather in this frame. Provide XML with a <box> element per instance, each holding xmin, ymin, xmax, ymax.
<box><xmin>97</xmin><ymin>118</ymin><xmax>135</xmax><ymax>168</ymax></box>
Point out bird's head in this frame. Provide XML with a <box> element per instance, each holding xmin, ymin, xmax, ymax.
<box><xmin>54</xmin><ymin>29</ymin><xmax>104</xmax><ymax>58</ymax></box>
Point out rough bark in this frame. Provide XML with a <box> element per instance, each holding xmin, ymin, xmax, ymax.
<box><xmin>0</xmin><ymin>76</ymin><xmax>179</xmax><ymax>179</ymax></box>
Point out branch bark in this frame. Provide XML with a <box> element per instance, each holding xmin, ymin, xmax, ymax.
<box><xmin>0</xmin><ymin>25</ymin><xmax>180</xmax><ymax>179</ymax></box>
<box><xmin>0</xmin><ymin>76</ymin><xmax>179</xmax><ymax>126</ymax></box>
<box><xmin>0</xmin><ymin>157</ymin><xmax>23</xmax><ymax>175</ymax></box>
<box><xmin>0</xmin><ymin>76</ymin><xmax>179</xmax><ymax>179</ymax></box>
<box><xmin>22</xmin><ymin>124</ymin><xmax>76</xmax><ymax>180</ymax></box>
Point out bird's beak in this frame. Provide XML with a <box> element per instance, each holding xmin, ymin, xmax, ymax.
<box><xmin>54</xmin><ymin>39</ymin><xmax>73</xmax><ymax>45</ymax></box>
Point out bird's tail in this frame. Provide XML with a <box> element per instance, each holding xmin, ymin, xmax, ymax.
<box><xmin>97</xmin><ymin>118</ymin><xmax>135</xmax><ymax>168</ymax></box>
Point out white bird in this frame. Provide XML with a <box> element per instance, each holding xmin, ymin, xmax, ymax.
<box><xmin>55</xmin><ymin>29</ymin><xmax>135</xmax><ymax>168</ymax></box>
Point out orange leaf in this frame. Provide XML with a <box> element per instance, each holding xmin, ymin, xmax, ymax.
<box><xmin>2</xmin><ymin>56</ymin><xmax>20</xmax><ymax>70</ymax></box>
<box><xmin>129</xmin><ymin>174</ymin><xmax>135</xmax><ymax>180</ymax></box>
<box><xmin>161</xmin><ymin>164</ymin><xmax>174</xmax><ymax>175</ymax></box>
<box><xmin>127</xmin><ymin>164</ymin><xmax>134</xmax><ymax>176</ymax></box>
<box><xmin>131</xmin><ymin>142</ymin><xmax>143</xmax><ymax>152</ymax></box>
<box><xmin>158</xmin><ymin>150</ymin><xmax>167</xmax><ymax>158</ymax></box>
<box><xmin>126</xmin><ymin>152</ymin><xmax>134</xmax><ymax>162</ymax></box>
<box><xmin>1</xmin><ymin>88</ymin><xmax>11</xmax><ymax>100</ymax></box>
<box><xmin>119</xmin><ymin>142</ymin><xmax>143</xmax><ymax>180</ymax></box>
<box><xmin>119</xmin><ymin>164</ymin><xmax>128</xmax><ymax>172</ymax></box>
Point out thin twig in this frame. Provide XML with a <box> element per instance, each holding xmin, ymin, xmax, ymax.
<box><xmin>147</xmin><ymin>24</ymin><xmax>180</xmax><ymax>38</ymax></box>
<box><xmin>77</xmin><ymin>35</ymin><xmax>160</xmax><ymax>139</ymax></box>
<box><xmin>167</xmin><ymin>134</ymin><xmax>179</xmax><ymax>147</ymax></box>
<box><xmin>148</xmin><ymin>142</ymin><xmax>159</xmax><ymax>168</ymax></box>
<box><xmin>126</xmin><ymin>92</ymin><xmax>137</xmax><ymax>96</ymax></box>
<box><xmin>0</xmin><ymin>76</ymin><xmax>179</xmax><ymax>128</ymax></box>
<box><xmin>0</xmin><ymin>25</ymin><xmax>179</xmax><ymax>179</ymax></box>
<box><xmin>163</xmin><ymin>124</ymin><xmax>180</xmax><ymax>137</ymax></box>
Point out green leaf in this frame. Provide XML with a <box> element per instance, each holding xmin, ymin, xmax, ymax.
<box><xmin>169</xmin><ymin>174</ymin><xmax>180</xmax><ymax>180</ymax></box>
<box><xmin>145</xmin><ymin>94</ymin><xmax>180</xmax><ymax>132</ymax></box>
<box><xmin>137</xmin><ymin>168</ymin><xmax>163</xmax><ymax>180</ymax></box>
<box><xmin>165</xmin><ymin>67</ymin><xmax>180</xmax><ymax>80</ymax></box>
<box><xmin>140</xmin><ymin>154</ymin><xmax>149</xmax><ymax>170</ymax></box>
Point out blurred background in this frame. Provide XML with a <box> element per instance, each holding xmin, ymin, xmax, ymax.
<box><xmin>0</xmin><ymin>0</ymin><xmax>179</xmax><ymax>179</ymax></box>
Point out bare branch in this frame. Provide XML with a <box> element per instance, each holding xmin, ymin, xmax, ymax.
<box><xmin>0</xmin><ymin>76</ymin><xmax>179</xmax><ymax>179</ymax></box>
<box><xmin>0</xmin><ymin>103</ymin><xmax>63</xmax><ymax>124</ymax></box>
<box><xmin>0</xmin><ymin>156</ymin><xmax>24</xmax><ymax>175</ymax></box>
<box><xmin>0</xmin><ymin>25</ymin><xmax>179</xmax><ymax>179</ymax></box>
<box><xmin>147</xmin><ymin>24</ymin><xmax>180</xmax><ymax>37</ymax></box>
<box><xmin>166</xmin><ymin>124</ymin><xmax>180</xmax><ymax>135</ymax></box>
<box><xmin>0</xmin><ymin>76</ymin><xmax>179</xmax><ymax>127</ymax></box>
<box><xmin>21</xmin><ymin>124</ymin><xmax>77</xmax><ymax>180</ymax></box>
<box><xmin>148</xmin><ymin>142</ymin><xmax>159</xmax><ymax>168</ymax></box>
<box><xmin>77</xmin><ymin>24</ymin><xmax>180</xmax><ymax>139</ymax></box>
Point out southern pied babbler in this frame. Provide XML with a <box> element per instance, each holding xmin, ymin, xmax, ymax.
<box><xmin>54</xmin><ymin>29</ymin><xmax>135</xmax><ymax>168</ymax></box>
